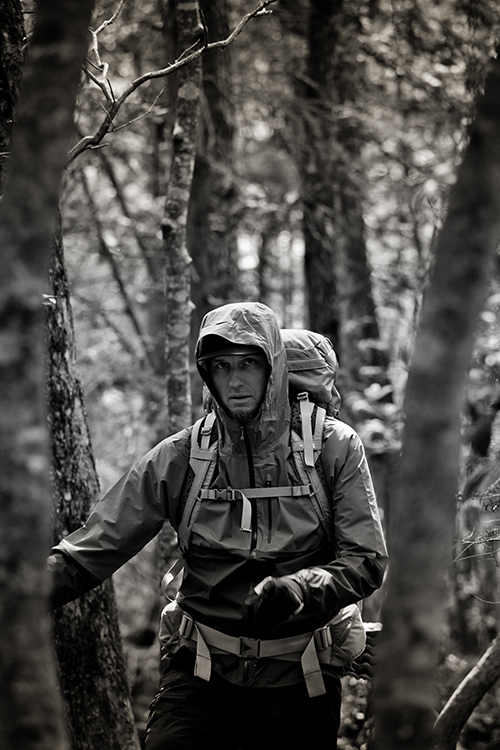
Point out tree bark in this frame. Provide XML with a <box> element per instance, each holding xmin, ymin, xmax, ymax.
<box><xmin>288</xmin><ymin>0</ymin><xmax>380</xmax><ymax>389</ymax></box>
<box><xmin>188</xmin><ymin>0</ymin><xmax>238</xmax><ymax>328</ymax></box>
<box><xmin>187</xmin><ymin>0</ymin><xmax>238</xmax><ymax>408</ymax></box>
<box><xmin>47</xmin><ymin>225</ymin><xmax>141</xmax><ymax>750</ymax></box>
<box><xmin>158</xmin><ymin>0</ymin><xmax>203</xmax><ymax>576</ymax></box>
<box><xmin>373</xmin><ymin>48</ymin><xmax>500</xmax><ymax>750</ymax></box>
<box><xmin>0</xmin><ymin>0</ymin><xmax>95</xmax><ymax>748</ymax></box>
<box><xmin>162</xmin><ymin>0</ymin><xmax>202</xmax><ymax>435</ymax></box>
<box><xmin>435</xmin><ymin>632</ymin><xmax>500</xmax><ymax>750</ymax></box>
<box><xmin>0</xmin><ymin>0</ymin><xmax>25</xmax><ymax>188</ymax></box>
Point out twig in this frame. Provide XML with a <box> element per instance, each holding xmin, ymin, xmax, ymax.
<box><xmin>79</xmin><ymin>167</ymin><xmax>156</xmax><ymax>370</ymax></box>
<box><xmin>93</xmin><ymin>0</ymin><xmax>127</xmax><ymax>35</ymax></box>
<box><xmin>68</xmin><ymin>0</ymin><xmax>278</xmax><ymax>163</ymax></box>
<box><xmin>112</xmin><ymin>87</ymin><xmax>165</xmax><ymax>131</ymax></box>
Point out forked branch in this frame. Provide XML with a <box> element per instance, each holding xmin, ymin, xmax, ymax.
<box><xmin>69</xmin><ymin>0</ymin><xmax>278</xmax><ymax>163</ymax></box>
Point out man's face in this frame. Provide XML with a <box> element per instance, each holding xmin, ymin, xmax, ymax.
<box><xmin>208</xmin><ymin>351</ymin><xmax>269</xmax><ymax>422</ymax></box>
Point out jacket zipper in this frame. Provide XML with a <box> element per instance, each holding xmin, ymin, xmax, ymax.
<box><xmin>241</xmin><ymin>425</ymin><xmax>258</xmax><ymax>554</ymax></box>
<box><xmin>266</xmin><ymin>474</ymin><xmax>272</xmax><ymax>543</ymax></box>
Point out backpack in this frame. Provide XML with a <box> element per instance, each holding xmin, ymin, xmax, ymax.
<box><xmin>164</xmin><ymin>329</ymin><xmax>341</xmax><ymax>584</ymax></box>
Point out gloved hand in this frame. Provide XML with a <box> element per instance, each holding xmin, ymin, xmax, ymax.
<box><xmin>244</xmin><ymin>575</ymin><xmax>305</xmax><ymax>633</ymax></box>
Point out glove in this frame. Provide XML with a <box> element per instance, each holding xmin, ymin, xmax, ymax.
<box><xmin>244</xmin><ymin>575</ymin><xmax>305</xmax><ymax>633</ymax></box>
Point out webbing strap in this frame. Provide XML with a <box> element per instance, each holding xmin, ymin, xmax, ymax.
<box><xmin>178</xmin><ymin>413</ymin><xmax>218</xmax><ymax>550</ymax></box>
<box><xmin>189</xmin><ymin>413</ymin><xmax>217</xmax><ymax>467</ymax></box>
<box><xmin>199</xmin><ymin>485</ymin><xmax>312</xmax><ymax>532</ymax></box>
<box><xmin>161</xmin><ymin>557</ymin><xmax>185</xmax><ymax>596</ymax></box>
<box><xmin>199</xmin><ymin>485</ymin><xmax>311</xmax><ymax>500</ymax></box>
<box><xmin>182</xmin><ymin>614</ymin><xmax>316</xmax><ymax>658</ymax></box>
<box><xmin>240</xmin><ymin>492</ymin><xmax>252</xmax><ymax>533</ymax></box>
<box><xmin>313</xmin><ymin>405</ymin><xmax>326</xmax><ymax>443</ymax></box>
<box><xmin>193</xmin><ymin>623</ymin><xmax>212</xmax><ymax>681</ymax></box>
<box><xmin>301</xmin><ymin>635</ymin><xmax>327</xmax><ymax>698</ymax></box>
<box><xmin>298</xmin><ymin>392</ymin><xmax>315</xmax><ymax>467</ymax></box>
<box><xmin>180</xmin><ymin>614</ymin><xmax>328</xmax><ymax>698</ymax></box>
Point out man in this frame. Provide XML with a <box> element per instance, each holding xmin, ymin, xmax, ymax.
<box><xmin>48</xmin><ymin>301</ymin><xmax>387</xmax><ymax>749</ymax></box>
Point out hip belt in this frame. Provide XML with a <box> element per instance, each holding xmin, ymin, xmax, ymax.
<box><xmin>178</xmin><ymin>611</ymin><xmax>337</xmax><ymax>698</ymax></box>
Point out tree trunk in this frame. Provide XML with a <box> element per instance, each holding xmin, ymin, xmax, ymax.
<box><xmin>188</xmin><ymin>0</ymin><xmax>239</xmax><ymax>345</ymax></box>
<box><xmin>373</xmin><ymin>48</ymin><xmax>500</xmax><ymax>750</ymax></box>
<box><xmin>0</xmin><ymin>0</ymin><xmax>95</xmax><ymax>747</ymax></box>
<box><xmin>159</xmin><ymin>0</ymin><xmax>203</xmax><ymax>576</ymax></box>
<box><xmin>284</xmin><ymin>0</ymin><xmax>384</xmax><ymax>391</ymax></box>
<box><xmin>0</xmin><ymin>0</ymin><xmax>25</xmax><ymax>188</ymax></box>
<box><xmin>47</xmin><ymin>225</ymin><xmax>141</xmax><ymax>750</ymax></box>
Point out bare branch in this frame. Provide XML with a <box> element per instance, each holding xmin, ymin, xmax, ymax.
<box><xmin>68</xmin><ymin>0</ymin><xmax>278</xmax><ymax>163</ymax></box>
<box><xmin>112</xmin><ymin>87</ymin><xmax>165</xmax><ymax>132</ymax></box>
<box><xmin>79</xmin><ymin>168</ymin><xmax>156</xmax><ymax>370</ymax></box>
<box><xmin>93</xmin><ymin>0</ymin><xmax>127</xmax><ymax>35</ymax></box>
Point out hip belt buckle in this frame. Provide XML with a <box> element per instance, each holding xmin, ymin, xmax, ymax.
<box><xmin>239</xmin><ymin>636</ymin><xmax>261</xmax><ymax>658</ymax></box>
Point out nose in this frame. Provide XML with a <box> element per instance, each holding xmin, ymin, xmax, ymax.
<box><xmin>228</xmin><ymin>366</ymin><xmax>244</xmax><ymax>388</ymax></box>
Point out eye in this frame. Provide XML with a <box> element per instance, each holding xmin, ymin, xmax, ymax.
<box><xmin>213</xmin><ymin>360</ymin><xmax>229</xmax><ymax>371</ymax></box>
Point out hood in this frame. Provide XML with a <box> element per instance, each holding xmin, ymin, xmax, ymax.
<box><xmin>195</xmin><ymin>302</ymin><xmax>291</xmax><ymax>486</ymax></box>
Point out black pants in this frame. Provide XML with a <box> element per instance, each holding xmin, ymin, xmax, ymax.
<box><xmin>144</xmin><ymin>662</ymin><xmax>341</xmax><ymax>750</ymax></box>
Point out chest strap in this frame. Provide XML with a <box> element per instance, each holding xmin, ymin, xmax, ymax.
<box><xmin>199</xmin><ymin>484</ymin><xmax>312</xmax><ymax>533</ymax></box>
<box><xmin>178</xmin><ymin>611</ymin><xmax>329</xmax><ymax>698</ymax></box>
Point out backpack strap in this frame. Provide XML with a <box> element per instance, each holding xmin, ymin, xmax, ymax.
<box><xmin>291</xmin><ymin>397</ymin><xmax>333</xmax><ymax>543</ymax></box>
<box><xmin>297</xmin><ymin>392</ymin><xmax>315</xmax><ymax>467</ymax></box>
<box><xmin>177</xmin><ymin>412</ymin><xmax>217</xmax><ymax>553</ymax></box>
<box><xmin>199</xmin><ymin>485</ymin><xmax>312</xmax><ymax>533</ymax></box>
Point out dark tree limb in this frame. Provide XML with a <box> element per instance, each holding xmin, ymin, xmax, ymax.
<box><xmin>435</xmin><ymin>633</ymin><xmax>500</xmax><ymax>750</ymax></box>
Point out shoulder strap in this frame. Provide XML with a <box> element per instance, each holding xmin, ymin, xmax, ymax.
<box><xmin>163</xmin><ymin>413</ymin><xmax>218</xmax><ymax>595</ymax></box>
<box><xmin>177</xmin><ymin>412</ymin><xmax>218</xmax><ymax>551</ymax></box>
<box><xmin>291</xmin><ymin>396</ymin><xmax>333</xmax><ymax>543</ymax></box>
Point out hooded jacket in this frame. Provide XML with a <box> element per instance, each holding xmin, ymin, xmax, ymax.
<box><xmin>49</xmin><ymin>302</ymin><xmax>387</xmax><ymax>687</ymax></box>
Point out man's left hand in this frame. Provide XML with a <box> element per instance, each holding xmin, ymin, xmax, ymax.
<box><xmin>244</xmin><ymin>575</ymin><xmax>304</xmax><ymax>632</ymax></box>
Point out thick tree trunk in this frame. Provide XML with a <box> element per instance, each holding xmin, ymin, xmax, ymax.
<box><xmin>281</xmin><ymin>0</ymin><xmax>389</xmax><ymax>399</ymax></box>
<box><xmin>47</xmin><ymin>226</ymin><xmax>141</xmax><ymax>750</ymax></box>
<box><xmin>187</xmin><ymin>0</ymin><xmax>238</xmax><ymax>407</ymax></box>
<box><xmin>373</xmin><ymin>49</ymin><xmax>500</xmax><ymax>750</ymax></box>
<box><xmin>0</xmin><ymin>0</ymin><xmax>95</xmax><ymax>748</ymax></box>
<box><xmin>188</xmin><ymin>0</ymin><xmax>238</xmax><ymax>327</ymax></box>
<box><xmin>299</xmin><ymin>0</ymin><xmax>380</xmax><ymax>383</ymax></box>
<box><xmin>159</xmin><ymin>0</ymin><xmax>203</xmax><ymax>576</ymax></box>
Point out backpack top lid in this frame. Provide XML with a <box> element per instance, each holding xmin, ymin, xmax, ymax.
<box><xmin>281</xmin><ymin>329</ymin><xmax>341</xmax><ymax>416</ymax></box>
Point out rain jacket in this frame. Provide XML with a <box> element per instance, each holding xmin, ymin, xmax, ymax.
<box><xmin>49</xmin><ymin>302</ymin><xmax>388</xmax><ymax>688</ymax></box>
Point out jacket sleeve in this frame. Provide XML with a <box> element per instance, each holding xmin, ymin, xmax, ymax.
<box><xmin>48</xmin><ymin>429</ymin><xmax>191</xmax><ymax>609</ymax></box>
<box><xmin>288</xmin><ymin>421</ymin><xmax>388</xmax><ymax>620</ymax></box>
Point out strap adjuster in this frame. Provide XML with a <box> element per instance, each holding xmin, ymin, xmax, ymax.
<box><xmin>314</xmin><ymin>625</ymin><xmax>332</xmax><ymax>651</ymax></box>
<box><xmin>239</xmin><ymin>637</ymin><xmax>261</xmax><ymax>658</ymax></box>
<box><xmin>179</xmin><ymin>613</ymin><xmax>194</xmax><ymax>639</ymax></box>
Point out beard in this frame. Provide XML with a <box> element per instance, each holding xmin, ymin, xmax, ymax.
<box><xmin>228</xmin><ymin>404</ymin><xmax>260</xmax><ymax>423</ymax></box>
